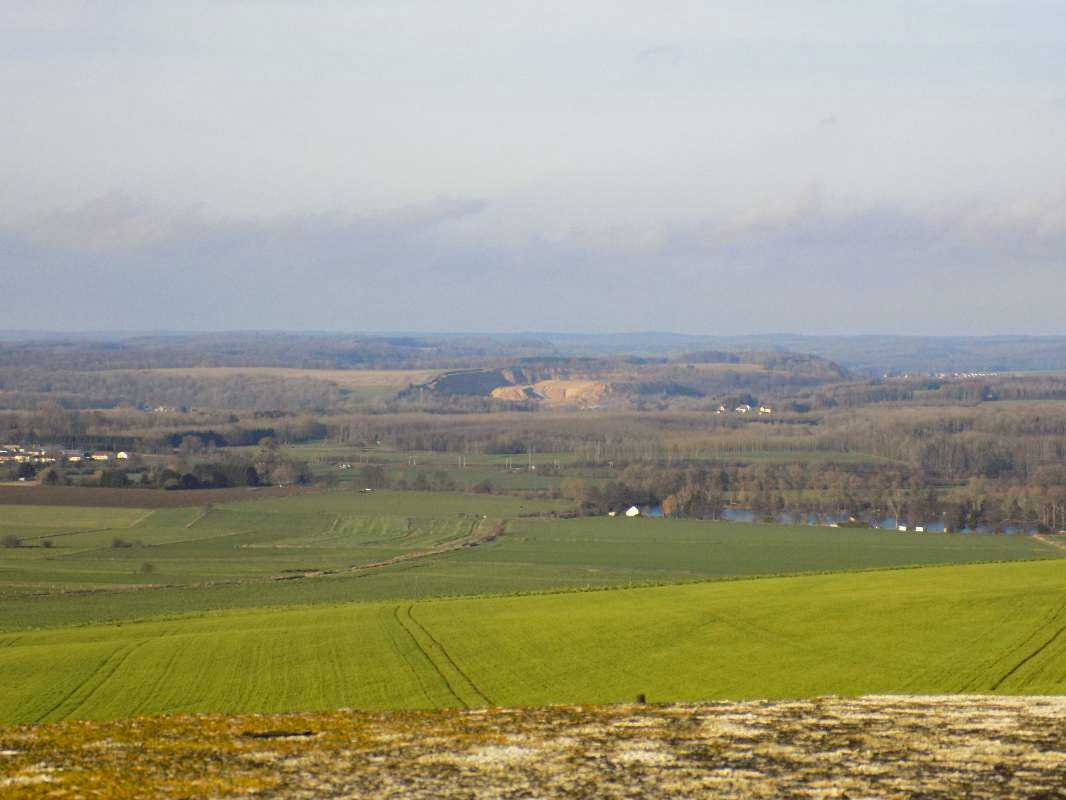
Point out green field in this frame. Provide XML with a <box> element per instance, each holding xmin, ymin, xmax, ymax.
<box><xmin>1</xmin><ymin>558</ymin><xmax>1063</xmax><ymax>723</ymax></box>
<box><xmin>0</xmin><ymin>491</ymin><xmax>558</xmax><ymax>591</ymax></box>
<box><xmin>1</xmin><ymin>491</ymin><xmax>1056</xmax><ymax>631</ymax></box>
<box><xmin>2</xmin><ymin>488</ymin><xmax>1064</xmax><ymax>724</ymax></box>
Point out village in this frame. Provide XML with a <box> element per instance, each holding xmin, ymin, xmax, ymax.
<box><xmin>0</xmin><ymin>445</ymin><xmax>132</xmax><ymax>466</ymax></box>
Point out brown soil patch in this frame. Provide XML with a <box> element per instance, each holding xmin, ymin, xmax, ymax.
<box><xmin>492</xmin><ymin>379</ymin><xmax>608</xmax><ymax>407</ymax></box>
<box><xmin>1</xmin><ymin>696</ymin><xmax>1063</xmax><ymax>798</ymax></box>
<box><xmin>0</xmin><ymin>485</ymin><xmax>319</xmax><ymax>509</ymax></box>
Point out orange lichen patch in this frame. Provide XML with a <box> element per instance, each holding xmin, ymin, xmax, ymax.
<box><xmin>1</xmin><ymin>698</ymin><xmax>1064</xmax><ymax>798</ymax></box>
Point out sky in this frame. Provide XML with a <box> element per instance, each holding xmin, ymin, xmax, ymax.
<box><xmin>1</xmin><ymin>0</ymin><xmax>1065</xmax><ymax>335</ymax></box>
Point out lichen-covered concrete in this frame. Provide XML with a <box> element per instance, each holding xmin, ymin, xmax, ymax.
<box><xmin>1</xmin><ymin>696</ymin><xmax>1064</xmax><ymax>798</ymax></box>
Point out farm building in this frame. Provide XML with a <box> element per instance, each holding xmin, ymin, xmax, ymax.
<box><xmin>625</xmin><ymin>506</ymin><xmax>641</xmax><ymax>517</ymax></box>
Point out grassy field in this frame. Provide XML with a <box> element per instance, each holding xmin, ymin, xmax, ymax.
<box><xmin>452</xmin><ymin>516</ymin><xmax>1056</xmax><ymax>579</ymax></box>
<box><xmin>0</xmin><ymin>491</ymin><xmax>561</xmax><ymax>601</ymax></box>
<box><xmin>1</xmin><ymin>491</ymin><xmax>1057</xmax><ymax>632</ymax></box>
<box><xmin>1</xmin><ymin>558</ymin><xmax>1063</xmax><ymax>723</ymax></box>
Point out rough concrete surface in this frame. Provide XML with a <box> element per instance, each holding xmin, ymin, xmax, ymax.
<box><xmin>1</xmin><ymin>696</ymin><xmax>1064</xmax><ymax>798</ymax></box>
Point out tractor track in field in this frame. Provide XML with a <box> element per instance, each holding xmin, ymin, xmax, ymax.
<box><xmin>16</xmin><ymin>527</ymin><xmax>113</xmax><ymax>544</ymax></box>
<box><xmin>990</xmin><ymin>597</ymin><xmax>1066</xmax><ymax>690</ymax></box>
<box><xmin>271</xmin><ymin>516</ymin><xmax>503</xmax><ymax>582</ymax></box>
<box><xmin>13</xmin><ymin>518</ymin><xmax>507</xmax><ymax>600</ymax></box>
<box><xmin>183</xmin><ymin>507</ymin><xmax>212</xmax><ymax>528</ymax></box>
<box><xmin>1034</xmin><ymin>533</ymin><xmax>1066</xmax><ymax>554</ymax></box>
<box><xmin>992</xmin><ymin>623</ymin><xmax>1066</xmax><ymax>690</ymax></box>
<box><xmin>407</xmin><ymin>604</ymin><xmax>493</xmax><ymax>707</ymax></box>
<box><xmin>392</xmin><ymin>605</ymin><xmax>467</xmax><ymax>709</ymax></box>
<box><xmin>33</xmin><ymin>640</ymin><xmax>146</xmax><ymax>723</ymax></box>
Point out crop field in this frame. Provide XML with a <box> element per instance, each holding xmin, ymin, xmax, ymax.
<box><xmin>2</xmin><ymin>487</ymin><xmax>1063</xmax><ymax>727</ymax></box>
<box><xmin>0</xmin><ymin>491</ymin><xmax>565</xmax><ymax>603</ymax></box>
<box><xmin>0</xmin><ymin>485</ymin><xmax>316</xmax><ymax>508</ymax></box>
<box><xmin>450</xmin><ymin>516</ymin><xmax>1057</xmax><ymax>579</ymax></box>
<box><xmin>0</xmin><ymin>558</ymin><xmax>1063</xmax><ymax>723</ymax></box>
<box><xmin>1</xmin><ymin>490</ymin><xmax>1057</xmax><ymax>630</ymax></box>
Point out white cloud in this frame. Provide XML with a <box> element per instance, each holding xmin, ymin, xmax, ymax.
<box><xmin>6</xmin><ymin>194</ymin><xmax>486</xmax><ymax>257</ymax></box>
<box><xmin>2</xmin><ymin>192</ymin><xmax>1064</xmax><ymax>335</ymax></box>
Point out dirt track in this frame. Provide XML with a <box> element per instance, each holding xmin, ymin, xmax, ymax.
<box><xmin>1</xmin><ymin>696</ymin><xmax>1063</xmax><ymax>798</ymax></box>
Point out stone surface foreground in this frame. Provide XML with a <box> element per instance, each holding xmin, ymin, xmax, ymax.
<box><xmin>1</xmin><ymin>696</ymin><xmax>1064</xmax><ymax>798</ymax></box>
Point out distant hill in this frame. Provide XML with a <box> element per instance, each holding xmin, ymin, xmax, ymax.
<box><xmin>0</xmin><ymin>331</ymin><xmax>1064</xmax><ymax>375</ymax></box>
<box><xmin>410</xmin><ymin>352</ymin><xmax>851</xmax><ymax>409</ymax></box>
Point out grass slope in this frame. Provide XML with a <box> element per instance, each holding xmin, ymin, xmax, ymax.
<box><xmin>0</xmin><ymin>559</ymin><xmax>1063</xmax><ymax>723</ymax></box>
<box><xmin>0</xmin><ymin>494</ymin><xmax>1057</xmax><ymax>631</ymax></box>
<box><xmin>454</xmin><ymin>516</ymin><xmax>1054</xmax><ymax>579</ymax></box>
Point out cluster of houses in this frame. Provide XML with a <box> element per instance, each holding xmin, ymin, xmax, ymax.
<box><xmin>715</xmin><ymin>404</ymin><xmax>773</xmax><ymax>416</ymax></box>
<box><xmin>885</xmin><ymin>372</ymin><xmax>999</xmax><ymax>380</ymax></box>
<box><xmin>0</xmin><ymin>446</ymin><xmax>132</xmax><ymax>465</ymax></box>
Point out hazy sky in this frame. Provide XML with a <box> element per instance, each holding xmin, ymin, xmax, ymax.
<box><xmin>2</xmin><ymin>1</ymin><xmax>1065</xmax><ymax>334</ymax></box>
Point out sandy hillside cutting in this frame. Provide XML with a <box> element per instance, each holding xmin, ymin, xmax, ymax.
<box><xmin>491</xmin><ymin>380</ymin><xmax>608</xmax><ymax>407</ymax></box>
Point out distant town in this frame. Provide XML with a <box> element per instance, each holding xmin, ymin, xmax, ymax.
<box><xmin>0</xmin><ymin>446</ymin><xmax>132</xmax><ymax>466</ymax></box>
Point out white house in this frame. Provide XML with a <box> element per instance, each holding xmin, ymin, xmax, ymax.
<box><xmin>625</xmin><ymin>505</ymin><xmax>641</xmax><ymax>517</ymax></box>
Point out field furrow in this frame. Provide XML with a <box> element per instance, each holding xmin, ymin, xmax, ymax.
<box><xmin>34</xmin><ymin>640</ymin><xmax>145</xmax><ymax>723</ymax></box>
<box><xmin>392</xmin><ymin>605</ymin><xmax>471</xmax><ymax>708</ymax></box>
<box><xmin>408</xmin><ymin>604</ymin><xmax>493</xmax><ymax>706</ymax></box>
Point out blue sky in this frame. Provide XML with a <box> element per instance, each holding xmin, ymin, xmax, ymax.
<box><xmin>2</xmin><ymin>1</ymin><xmax>1064</xmax><ymax>334</ymax></box>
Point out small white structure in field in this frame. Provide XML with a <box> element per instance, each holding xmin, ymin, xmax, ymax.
<box><xmin>116</xmin><ymin>451</ymin><xmax>130</xmax><ymax>460</ymax></box>
<box><xmin>898</xmin><ymin>525</ymin><xmax>908</xmax><ymax>532</ymax></box>
<box><xmin>625</xmin><ymin>505</ymin><xmax>641</xmax><ymax>517</ymax></box>
<box><xmin>608</xmin><ymin>511</ymin><xmax>617</xmax><ymax>517</ymax></box>
<box><xmin>735</xmin><ymin>404</ymin><xmax>751</xmax><ymax>414</ymax></box>
<box><xmin>915</xmin><ymin>526</ymin><xmax>925</xmax><ymax>533</ymax></box>
<box><xmin>758</xmin><ymin>406</ymin><xmax>773</xmax><ymax>415</ymax></box>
